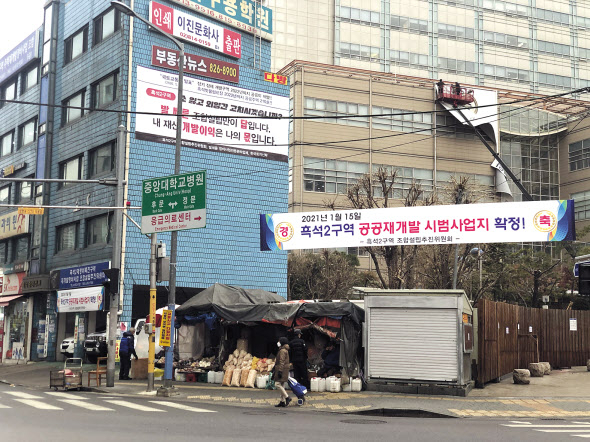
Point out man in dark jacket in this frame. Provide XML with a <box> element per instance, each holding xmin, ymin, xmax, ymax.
<box><xmin>289</xmin><ymin>329</ymin><xmax>309</xmax><ymax>389</ymax></box>
<box><xmin>119</xmin><ymin>328</ymin><xmax>138</xmax><ymax>380</ymax></box>
<box><xmin>318</xmin><ymin>342</ymin><xmax>340</xmax><ymax>378</ymax></box>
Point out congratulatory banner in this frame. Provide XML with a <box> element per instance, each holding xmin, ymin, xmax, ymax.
<box><xmin>260</xmin><ymin>200</ymin><xmax>576</xmax><ymax>251</ymax></box>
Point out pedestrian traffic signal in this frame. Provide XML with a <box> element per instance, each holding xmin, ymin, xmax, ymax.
<box><xmin>102</xmin><ymin>268</ymin><xmax>120</xmax><ymax>296</ymax></box>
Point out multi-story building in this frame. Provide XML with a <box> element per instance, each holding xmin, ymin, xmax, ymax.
<box><xmin>0</xmin><ymin>0</ymin><xmax>288</xmax><ymax>363</ymax></box>
<box><xmin>280</xmin><ymin>60</ymin><xmax>590</xmax><ymax>269</ymax></box>
<box><xmin>270</xmin><ymin>0</ymin><xmax>590</xmax><ymax>97</ymax></box>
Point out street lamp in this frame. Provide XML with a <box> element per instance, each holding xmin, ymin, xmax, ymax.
<box><xmin>470</xmin><ymin>247</ymin><xmax>484</xmax><ymax>292</ymax></box>
<box><xmin>112</xmin><ymin>1</ymin><xmax>184</xmax><ymax>395</ymax></box>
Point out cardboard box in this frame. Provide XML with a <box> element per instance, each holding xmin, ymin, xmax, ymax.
<box><xmin>130</xmin><ymin>358</ymin><xmax>148</xmax><ymax>380</ymax></box>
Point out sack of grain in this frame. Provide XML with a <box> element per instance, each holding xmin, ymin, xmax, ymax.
<box><xmin>222</xmin><ymin>369</ymin><xmax>233</xmax><ymax>387</ymax></box>
<box><xmin>240</xmin><ymin>368</ymin><xmax>250</xmax><ymax>387</ymax></box>
<box><xmin>245</xmin><ymin>369</ymin><xmax>257</xmax><ymax>388</ymax></box>
<box><xmin>231</xmin><ymin>369</ymin><xmax>242</xmax><ymax>387</ymax></box>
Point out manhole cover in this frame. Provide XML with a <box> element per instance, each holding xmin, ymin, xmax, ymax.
<box><xmin>340</xmin><ymin>419</ymin><xmax>387</xmax><ymax>425</ymax></box>
<box><xmin>243</xmin><ymin>410</ymin><xmax>286</xmax><ymax>416</ymax></box>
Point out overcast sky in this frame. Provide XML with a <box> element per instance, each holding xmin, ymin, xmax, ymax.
<box><xmin>0</xmin><ymin>0</ymin><xmax>46</xmax><ymax>58</ymax></box>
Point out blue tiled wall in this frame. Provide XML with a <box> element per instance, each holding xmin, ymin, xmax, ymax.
<box><xmin>121</xmin><ymin>0</ymin><xmax>288</xmax><ymax>323</ymax></box>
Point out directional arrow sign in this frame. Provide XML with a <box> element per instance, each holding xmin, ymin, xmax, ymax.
<box><xmin>141</xmin><ymin>171</ymin><xmax>206</xmax><ymax>234</ymax></box>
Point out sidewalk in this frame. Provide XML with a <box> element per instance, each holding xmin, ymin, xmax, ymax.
<box><xmin>2</xmin><ymin>362</ymin><xmax>590</xmax><ymax>418</ymax></box>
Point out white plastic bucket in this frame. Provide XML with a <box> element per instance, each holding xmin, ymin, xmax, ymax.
<box><xmin>207</xmin><ymin>371</ymin><xmax>216</xmax><ymax>383</ymax></box>
<box><xmin>256</xmin><ymin>374</ymin><xmax>269</xmax><ymax>389</ymax></box>
<box><xmin>214</xmin><ymin>371</ymin><xmax>224</xmax><ymax>384</ymax></box>
<box><xmin>342</xmin><ymin>382</ymin><xmax>352</xmax><ymax>392</ymax></box>
<box><xmin>351</xmin><ymin>378</ymin><xmax>362</xmax><ymax>392</ymax></box>
<box><xmin>310</xmin><ymin>377</ymin><xmax>320</xmax><ymax>392</ymax></box>
<box><xmin>175</xmin><ymin>372</ymin><xmax>186</xmax><ymax>382</ymax></box>
<box><xmin>318</xmin><ymin>377</ymin><xmax>326</xmax><ymax>392</ymax></box>
<box><xmin>328</xmin><ymin>377</ymin><xmax>341</xmax><ymax>393</ymax></box>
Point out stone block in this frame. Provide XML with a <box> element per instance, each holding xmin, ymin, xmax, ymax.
<box><xmin>528</xmin><ymin>363</ymin><xmax>544</xmax><ymax>377</ymax></box>
<box><xmin>513</xmin><ymin>369</ymin><xmax>530</xmax><ymax>385</ymax></box>
<box><xmin>539</xmin><ymin>362</ymin><xmax>551</xmax><ymax>375</ymax></box>
<box><xmin>587</xmin><ymin>359</ymin><xmax>590</xmax><ymax>371</ymax></box>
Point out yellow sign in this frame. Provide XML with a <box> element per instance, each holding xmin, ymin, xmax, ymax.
<box><xmin>263</xmin><ymin>72</ymin><xmax>288</xmax><ymax>85</ymax></box>
<box><xmin>463</xmin><ymin>313</ymin><xmax>470</xmax><ymax>324</ymax></box>
<box><xmin>3</xmin><ymin>165</ymin><xmax>14</xmax><ymax>176</ymax></box>
<box><xmin>18</xmin><ymin>207</ymin><xmax>44</xmax><ymax>215</ymax></box>
<box><xmin>160</xmin><ymin>310</ymin><xmax>172</xmax><ymax>347</ymax></box>
<box><xmin>115</xmin><ymin>339</ymin><xmax>121</xmax><ymax>363</ymax></box>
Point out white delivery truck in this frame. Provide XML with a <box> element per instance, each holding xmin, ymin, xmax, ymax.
<box><xmin>133</xmin><ymin>306</ymin><xmax>178</xmax><ymax>359</ymax></box>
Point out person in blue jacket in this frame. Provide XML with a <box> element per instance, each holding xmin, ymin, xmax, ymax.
<box><xmin>119</xmin><ymin>328</ymin><xmax>138</xmax><ymax>380</ymax></box>
<box><xmin>318</xmin><ymin>341</ymin><xmax>341</xmax><ymax>378</ymax></box>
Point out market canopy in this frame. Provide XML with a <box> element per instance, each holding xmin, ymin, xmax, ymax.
<box><xmin>176</xmin><ymin>283</ymin><xmax>285</xmax><ymax>316</ymax></box>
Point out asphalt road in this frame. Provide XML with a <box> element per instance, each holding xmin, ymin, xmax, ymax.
<box><xmin>1</xmin><ymin>383</ymin><xmax>587</xmax><ymax>441</ymax></box>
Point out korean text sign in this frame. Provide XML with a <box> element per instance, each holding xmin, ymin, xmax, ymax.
<box><xmin>57</xmin><ymin>286</ymin><xmax>105</xmax><ymax>313</ymax></box>
<box><xmin>58</xmin><ymin>262</ymin><xmax>110</xmax><ymax>290</ymax></box>
<box><xmin>151</xmin><ymin>45</ymin><xmax>239</xmax><ymax>83</ymax></box>
<box><xmin>160</xmin><ymin>309</ymin><xmax>173</xmax><ymax>347</ymax></box>
<box><xmin>0</xmin><ymin>32</ymin><xmax>38</xmax><ymax>84</ymax></box>
<box><xmin>0</xmin><ymin>211</ymin><xmax>29</xmax><ymax>241</ymax></box>
<box><xmin>135</xmin><ymin>66</ymin><xmax>289</xmax><ymax>162</ymax></box>
<box><xmin>260</xmin><ymin>200</ymin><xmax>576</xmax><ymax>251</ymax></box>
<box><xmin>141</xmin><ymin>171</ymin><xmax>206</xmax><ymax>234</ymax></box>
<box><xmin>166</xmin><ymin>0</ymin><xmax>272</xmax><ymax>39</ymax></box>
<box><xmin>149</xmin><ymin>1</ymin><xmax>241</xmax><ymax>58</ymax></box>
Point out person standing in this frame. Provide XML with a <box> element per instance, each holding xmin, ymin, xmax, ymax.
<box><xmin>289</xmin><ymin>329</ymin><xmax>309</xmax><ymax>389</ymax></box>
<box><xmin>274</xmin><ymin>337</ymin><xmax>292</xmax><ymax>407</ymax></box>
<box><xmin>119</xmin><ymin>328</ymin><xmax>138</xmax><ymax>380</ymax></box>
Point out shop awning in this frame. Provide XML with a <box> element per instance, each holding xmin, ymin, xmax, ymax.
<box><xmin>0</xmin><ymin>295</ymin><xmax>24</xmax><ymax>306</ymax></box>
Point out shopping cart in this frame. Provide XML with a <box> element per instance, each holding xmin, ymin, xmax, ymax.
<box><xmin>49</xmin><ymin>358</ymin><xmax>83</xmax><ymax>391</ymax></box>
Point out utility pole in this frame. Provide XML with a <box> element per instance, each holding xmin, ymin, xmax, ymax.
<box><xmin>147</xmin><ymin>233</ymin><xmax>157</xmax><ymax>391</ymax></box>
<box><xmin>106</xmin><ymin>124</ymin><xmax>126</xmax><ymax>387</ymax></box>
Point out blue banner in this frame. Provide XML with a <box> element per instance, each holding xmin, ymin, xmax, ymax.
<box><xmin>58</xmin><ymin>261</ymin><xmax>110</xmax><ymax>290</ymax></box>
<box><xmin>0</xmin><ymin>31</ymin><xmax>38</xmax><ymax>84</ymax></box>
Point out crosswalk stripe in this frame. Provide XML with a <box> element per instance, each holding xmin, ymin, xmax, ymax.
<box><xmin>104</xmin><ymin>400</ymin><xmax>165</xmax><ymax>412</ymax></box>
<box><xmin>46</xmin><ymin>392</ymin><xmax>88</xmax><ymax>399</ymax></box>
<box><xmin>573</xmin><ymin>435</ymin><xmax>590</xmax><ymax>438</ymax></box>
<box><xmin>505</xmin><ymin>425</ymin><xmax>590</xmax><ymax>428</ymax></box>
<box><xmin>150</xmin><ymin>401</ymin><xmax>216</xmax><ymax>413</ymax></box>
<box><xmin>5</xmin><ymin>392</ymin><xmax>42</xmax><ymax>399</ymax></box>
<box><xmin>0</xmin><ymin>404</ymin><xmax>11</xmax><ymax>409</ymax></box>
<box><xmin>535</xmin><ymin>430</ymin><xmax>590</xmax><ymax>433</ymax></box>
<box><xmin>58</xmin><ymin>399</ymin><xmax>114</xmax><ymax>411</ymax></box>
<box><xmin>15</xmin><ymin>399</ymin><xmax>62</xmax><ymax>410</ymax></box>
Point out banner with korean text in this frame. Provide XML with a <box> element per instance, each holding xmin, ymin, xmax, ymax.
<box><xmin>57</xmin><ymin>286</ymin><xmax>105</xmax><ymax>313</ymax></box>
<box><xmin>135</xmin><ymin>66</ymin><xmax>289</xmax><ymax>162</ymax></box>
<box><xmin>260</xmin><ymin>200</ymin><xmax>576</xmax><ymax>251</ymax></box>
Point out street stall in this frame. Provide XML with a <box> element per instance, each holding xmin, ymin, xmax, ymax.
<box><xmin>174</xmin><ymin>285</ymin><xmax>365</xmax><ymax>391</ymax></box>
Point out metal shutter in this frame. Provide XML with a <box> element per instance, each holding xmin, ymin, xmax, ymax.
<box><xmin>368</xmin><ymin>308</ymin><xmax>458</xmax><ymax>382</ymax></box>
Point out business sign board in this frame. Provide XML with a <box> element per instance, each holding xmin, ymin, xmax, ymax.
<box><xmin>2</xmin><ymin>272</ymin><xmax>25</xmax><ymax>296</ymax></box>
<box><xmin>149</xmin><ymin>1</ymin><xmax>241</xmax><ymax>58</ymax></box>
<box><xmin>260</xmin><ymin>200</ymin><xmax>576</xmax><ymax>251</ymax></box>
<box><xmin>159</xmin><ymin>309</ymin><xmax>173</xmax><ymax>347</ymax></box>
<box><xmin>0</xmin><ymin>31</ymin><xmax>38</xmax><ymax>84</ymax></box>
<box><xmin>135</xmin><ymin>66</ymin><xmax>289</xmax><ymax>162</ymax></box>
<box><xmin>54</xmin><ymin>261</ymin><xmax>110</xmax><ymax>290</ymax></box>
<box><xmin>0</xmin><ymin>211</ymin><xmax>29</xmax><ymax>241</ymax></box>
<box><xmin>141</xmin><ymin>171</ymin><xmax>206</xmax><ymax>234</ymax></box>
<box><xmin>166</xmin><ymin>0</ymin><xmax>272</xmax><ymax>39</ymax></box>
<box><xmin>263</xmin><ymin>72</ymin><xmax>288</xmax><ymax>85</ymax></box>
<box><xmin>151</xmin><ymin>45</ymin><xmax>239</xmax><ymax>83</ymax></box>
<box><xmin>57</xmin><ymin>286</ymin><xmax>105</xmax><ymax>313</ymax></box>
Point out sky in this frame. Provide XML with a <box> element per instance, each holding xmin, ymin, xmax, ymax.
<box><xmin>0</xmin><ymin>0</ymin><xmax>46</xmax><ymax>59</ymax></box>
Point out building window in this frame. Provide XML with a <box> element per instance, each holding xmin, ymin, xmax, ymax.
<box><xmin>0</xmin><ymin>186</ymin><xmax>10</xmax><ymax>204</ymax></box>
<box><xmin>88</xmin><ymin>141</ymin><xmax>115</xmax><ymax>178</ymax></box>
<box><xmin>304</xmin><ymin>97</ymin><xmax>369</xmax><ymax>128</ymax></box>
<box><xmin>18</xmin><ymin>118</ymin><xmax>37</xmax><ymax>148</ymax></box>
<box><xmin>1</xmin><ymin>131</ymin><xmax>14</xmax><ymax>157</ymax></box>
<box><xmin>569</xmin><ymin>138</ymin><xmax>590</xmax><ymax>171</ymax></box>
<box><xmin>59</xmin><ymin>156</ymin><xmax>83</xmax><ymax>188</ymax></box>
<box><xmin>0</xmin><ymin>241</ymin><xmax>7</xmax><ymax>264</ymax></box>
<box><xmin>94</xmin><ymin>8</ymin><xmax>121</xmax><ymax>45</ymax></box>
<box><xmin>372</xmin><ymin>106</ymin><xmax>432</xmax><ymax>133</ymax></box>
<box><xmin>572</xmin><ymin>190</ymin><xmax>590</xmax><ymax>221</ymax></box>
<box><xmin>62</xmin><ymin>90</ymin><xmax>85</xmax><ymax>125</ymax></box>
<box><xmin>15</xmin><ymin>179</ymin><xmax>32</xmax><ymax>204</ymax></box>
<box><xmin>64</xmin><ymin>25</ymin><xmax>88</xmax><ymax>64</ymax></box>
<box><xmin>1</xmin><ymin>78</ymin><xmax>17</xmax><ymax>107</ymax></box>
<box><xmin>91</xmin><ymin>72</ymin><xmax>118</xmax><ymax>109</ymax></box>
<box><xmin>303</xmin><ymin>157</ymin><xmax>369</xmax><ymax>194</ymax></box>
<box><xmin>21</xmin><ymin>64</ymin><xmax>39</xmax><ymax>93</ymax></box>
<box><xmin>86</xmin><ymin>214</ymin><xmax>112</xmax><ymax>246</ymax></box>
<box><xmin>56</xmin><ymin>223</ymin><xmax>78</xmax><ymax>253</ymax></box>
<box><xmin>13</xmin><ymin>236</ymin><xmax>29</xmax><ymax>262</ymax></box>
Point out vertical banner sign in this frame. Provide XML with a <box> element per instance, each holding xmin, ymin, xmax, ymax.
<box><xmin>150</xmin><ymin>1</ymin><xmax>242</xmax><ymax>58</ymax></box>
<box><xmin>141</xmin><ymin>171</ymin><xmax>206</xmax><ymax>234</ymax></box>
<box><xmin>160</xmin><ymin>310</ymin><xmax>173</xmax><ymax>347</ymax></box>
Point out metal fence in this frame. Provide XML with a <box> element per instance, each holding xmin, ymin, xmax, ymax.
<box><xmin>477</xmin><ymin>299</ymin><xmax>590</xmax><ymax>385</ymax></box>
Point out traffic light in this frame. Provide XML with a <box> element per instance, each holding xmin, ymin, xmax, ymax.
<box><xmin>102</xmin><ymin>268</ymin><xmax>120</xmax><ymax>296</ymax></box>
<box><xmin>580</xmin><ymin>263</ymin><xmax>590</xmax><ymax>296</ymax></box>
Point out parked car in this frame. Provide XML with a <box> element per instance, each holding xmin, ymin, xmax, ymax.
<box><xmin>60</xmin><ymin>336</ymin><xmax>75</xmax><ymax>358</ymax></box>
<box><xmin>84</xmin><ymin>329</ymin><xmax>123</xmax><ymax>363</ymax></box>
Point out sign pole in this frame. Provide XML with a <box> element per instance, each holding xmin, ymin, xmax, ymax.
<box><xmin>147</xmin><ymin>233</ymin><xmax>157</xmax><ymax>391</ymax></box>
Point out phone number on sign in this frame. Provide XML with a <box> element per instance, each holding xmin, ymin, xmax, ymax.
<box><xmin>209</xmin><ymin>62</ymin><xmax>237</xmax><ymax>78</ymax></box>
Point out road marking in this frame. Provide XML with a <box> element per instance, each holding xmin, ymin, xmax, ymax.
<box><xmin>58</xmin><ymin>399</ymin><xmax>114</xmax><ymax>411</ymax></box>
<box><xmin>504</xmin><ymin>425</ymin><xmax>590</xmax><ymax>428</ymax></box>
<box><xmin>150</xmin><ymin>401</ymin><xmax>216</xmax><ymax>413</ymax></box>
<box><xmin>572</xmin><ymin>435</ymin><xmax>590</xmax><ymax>438</ymax></box>
<box><xmin>104</xmin><ymin>400</ymin><xmax>165</xmax><ymax>412</ymax></box>
<box><xmin>509</xmin><ymin>421</ymin><xmax>531</xmax><ymax>424</ymax></box>
<box><xmin>15</xmin><ymin>399</ymin><xmax>62</xmax><ymax>410</ymax></box>
<box><xmin>46</xmin><ymin>392</ymin><xmax>88</xmax><ymax>399</ymax></box>
<box><xmin>534</xmin><ymin>430</ymin><xmax>590</xmax><ymax>433</ymax></box>
<box><xmin>0</xmin><ymin>404</ymin><xmax>11</xmax><ymax>409</ymax></box>
<box><xmin>5</xmin><ymin>392</ymin><xmax>42</xmax><ymax>399</ymax></box>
